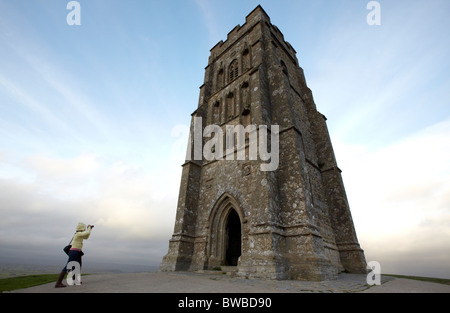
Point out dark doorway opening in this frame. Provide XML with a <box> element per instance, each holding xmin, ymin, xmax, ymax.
<box><xmin>225</xmin><ymin>209</ymin><xmax>241</xmax><ymax>266</ymax></box>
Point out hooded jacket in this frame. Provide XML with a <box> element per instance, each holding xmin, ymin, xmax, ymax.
<box><xmin>71</xmin><ymin>222</ymin><xmax>91</xmax><ymax>250</ymax></box>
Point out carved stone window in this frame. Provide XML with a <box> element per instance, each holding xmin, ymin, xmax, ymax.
<box><xmin>226</xmin><ymin>92</ymin><xmax>235</xmax><ymax>119</ymax></box>
<box><xmin>217</xmin><ymin>68</ymin><xmax>224</xmax><ymax>91</ymax></box>
<box><xmin>213</xmin><ymin>100</ymin><xmax>221</xmax><ymax>124</ymax></box>
<box><xmin>228</xmin><ymin>60</ymin><xmax>239</xmax><ymax>83</ymax></box>
<box><xmin>241</xmin><ymin>82</ymin><xmax>250</xmax><ymax>116</ymax></box>
<box><xmin>242</xmin><ymin>48</ymin><xmax>251</xmax><ymax>71</ymax></box>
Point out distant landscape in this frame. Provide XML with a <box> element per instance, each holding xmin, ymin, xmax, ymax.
<box><xmin>0</xmin><ymin>260</ymin><xmax>158</xmax><ymax>279</ymax></box>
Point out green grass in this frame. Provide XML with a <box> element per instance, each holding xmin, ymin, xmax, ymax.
<box><xmin>0</xmin><ymin>274</ymin><xmax>59</xmax><ymax>292</ymax></box>
<box><xmin>384</xmin><ymin>274</ymin><xmax>450</xmax><ymax>285</ymax></box>
<box><xmin>0</xmin><ymin>273</ymin><xmax>91</xmax><ymax>292</ymax></box>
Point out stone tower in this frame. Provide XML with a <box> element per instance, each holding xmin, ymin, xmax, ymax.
<box><xmin>160</xmin><ymin>5</ymin><xmax>367</xmax><ymax>281</ymax></box>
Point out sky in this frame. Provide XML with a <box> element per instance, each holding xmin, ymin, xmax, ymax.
<box><xmin>0</xmin><ymin>0</ymin><xmax>449</xmax><ymax>279</ymax></box>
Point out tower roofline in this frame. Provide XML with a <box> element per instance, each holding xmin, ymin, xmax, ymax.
<box><xmin>209</xmin><ymin>5</ymin><xmax>293</xmax><ymax>60</ymax></box>
<box><xmin>207</xmin><ymin>8</ymin><xmax>298</xmax><ymax>71</ymax></box>
<box><xmin>210</xmin><ymin>5</ymin><xmax>271</xmax><ymax>53</ymax></box>
<box><xmin>245</xmin><ymin>5</ymin><xmax>271</xmax><ymax>23</ymax></box>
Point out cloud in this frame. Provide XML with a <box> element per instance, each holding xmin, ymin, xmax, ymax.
<box><xmin>11</xmin><ymin>47</ymin><xmax>111</xmax><ymax>140</ymax></box>
<box><xmin>0</xmin><ymin>17</ymin><xmax>118</xmax><ymax>147</ymax></box>
<box><xmin>0</xmin><ymin>151</ymin><xmax>179</xmax><ymax>266</ymax></box>
<box><xmin>334</xmin><ymin>117</ymin><xmax>450</xmax><ymax>277</ymax></box>
<box><xmin>26</xmin><ymin>153</ymin><xmax>100</xmax><ymax>179</ymax></box>
<box><xmin>0</xmin><ymin>74</ymin><xmax>80</xmax><ymax>141</ymax></box>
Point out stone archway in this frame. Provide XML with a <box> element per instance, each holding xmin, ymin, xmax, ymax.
<box><xmin>208</xmin><ymin>193</ymin><xmax>244</xmax><ymax>268</ymax></box>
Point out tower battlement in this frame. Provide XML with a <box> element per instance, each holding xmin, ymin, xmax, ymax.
<box><xmin>208</xmin><ymin>5</ymin><xmax>296</xmax><ymax>67</ymax></box>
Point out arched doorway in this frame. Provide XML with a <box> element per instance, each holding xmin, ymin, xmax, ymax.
<box><xmin>225</xmin><ymin>209</ymin><xmax>241</xmax><ymax>266</ymax></box>
<box><xmin>208</xmin><ymin>193</ymin><xmax>244</xmax><ymax>269</ymax></box>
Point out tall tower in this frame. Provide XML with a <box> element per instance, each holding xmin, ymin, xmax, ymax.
<box><xmin>160</xmin><ymin>6</ymin><xmax>367</xmax><ymax>281</ymax></box>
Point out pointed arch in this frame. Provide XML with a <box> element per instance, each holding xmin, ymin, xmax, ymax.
<box><xmin>228</xmin><ymin>59</ymin><xmax>239</xmax><ymax>83</ymax></box>
<box><xmin>207</xmin><ymin>193</ymin><xmax>245</xmax><ymax>267</ymax></box>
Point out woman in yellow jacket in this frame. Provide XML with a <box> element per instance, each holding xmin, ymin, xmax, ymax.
<box><xmin>55</xmin><ymin>222</ymin><xmax>94</xmax><ymax>288</ymax></box>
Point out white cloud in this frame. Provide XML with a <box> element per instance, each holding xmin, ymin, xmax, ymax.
<box><xmin>20</xmin><ymin>153</ymin><xmax>100</xmax><ymax>201</ymax></box>
<box><xmin>335</xmin><ymin>118</ymin><xmax>450</xmax><ymax>277</ymax></box>
<box><xmin>0</xmin><ymin>150</ymin><xmax>179</xmax><ymax>266</ymax></box>
<box><xmin>0</xmin><ymin>74</ymin><xmax>80</xmax><ymax>140</ymax></box>
<box><xmin>26</xmin><ymin>153</ymin><xmax>100</xmax><ymax>179</ymax></box>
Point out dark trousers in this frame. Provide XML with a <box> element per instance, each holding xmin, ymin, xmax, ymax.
<box><xmin>62</xmin><ymin>250</ymin><xmax>83</xmax><ymax>272</ymax></box>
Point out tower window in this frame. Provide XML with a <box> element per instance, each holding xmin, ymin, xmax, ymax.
<box><xmin>229</xmin><ymin>60</ymin><xmax>239</xmax><ymax>83</ymax></box>
<box><xmin>280</xmin><ymin>60</ymin><xmax>288</xmax><ymax>76</ymax></box>
<box><xmin>217</xmin><ymin>68</ymin><xmax>224</xmax><ymax>91</ymax></box>
<box><xmin>242</xmin><ymin>45</ymin><xmax>251</xmax><ymax>72</ymax></box>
